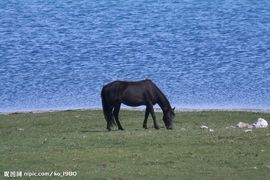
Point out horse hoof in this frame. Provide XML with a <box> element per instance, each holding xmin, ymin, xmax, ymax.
<box><xmin>166</xmin><ymin>126</ymin><xmax>173</xmax><ymax>130</ymax></box>
<box><xmin>119</xmin><ymin>128</ymin><xmax>124</xmax><ymax>131</ymax></box>
<box><xmin>143</xmin><ymin>125</ymin><xmax>148</xmax><ymax>129</ymax></box>
<box><xmin>154</xmin><ymin>126</ymin><xmax>160</xmax><ymax>130</ymax></box>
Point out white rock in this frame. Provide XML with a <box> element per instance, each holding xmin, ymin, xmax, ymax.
<box><xmin>237</xmin><ymin>122</ymin><xmax>249</xmax><ymax>128</ymax></box>
<box><xmin>180</xmin><ymin>128</ymin><xmax>186</xmax><ymax>131</ymax></box>
<box><xmin>252</xmin><ymin>118</ymin><xmax>268</xmax><ymax>128</ymax></box>
<box><xmin>200</xmin><ymin>125</ymin><xmax>208</xmax><ymax>129</ymax></box>
<box><xmin>244</xmin><ymin>129</ymin><xmax>252</xmax><ymax>133</ymax></box>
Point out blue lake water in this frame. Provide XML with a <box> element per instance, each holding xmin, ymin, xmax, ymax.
<box><xmin>1</xmin><ymin>0</ymin><xmax>270</xmax><ymax>112</ymax></box>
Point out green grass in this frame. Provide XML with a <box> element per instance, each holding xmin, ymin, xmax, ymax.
<box><xmin>0</xmin><ymin>110</ymin><xmax>270</xmax><ymax>179</ymax></box>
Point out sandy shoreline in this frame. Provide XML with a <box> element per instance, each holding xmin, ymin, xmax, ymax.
<box><xmin>1</xmin><ymin>107</ymin><xmax>270</xmax><ymax>115</ymax></box>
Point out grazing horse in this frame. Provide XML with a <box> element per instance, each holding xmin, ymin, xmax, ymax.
<box><xmin>101</xmin><ymin>79</ymin><xmax>175</xmax><ymax>131</ymax></box>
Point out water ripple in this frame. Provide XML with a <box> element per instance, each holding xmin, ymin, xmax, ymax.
<box><xmin>0</xmin><ymin>0</ymin><xmax>270</xmax><ymax>111</ymax></box>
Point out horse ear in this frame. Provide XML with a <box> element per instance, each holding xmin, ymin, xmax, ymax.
<box><xmin>172</xmin><ymin>107</ymin><xmax>175</xmax><ymax>111</ymax></box>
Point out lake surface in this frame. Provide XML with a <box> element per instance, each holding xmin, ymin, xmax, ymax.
<box><xmin>1</xmin><ymin>0</ymin><xmax>270</xmax><ymax>112</ymax></box>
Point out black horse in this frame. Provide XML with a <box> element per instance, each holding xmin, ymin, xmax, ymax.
<box><xmin>101</xmin><ymin>79</ymin><xmax>175</xmax><ymax>131</ymax></box>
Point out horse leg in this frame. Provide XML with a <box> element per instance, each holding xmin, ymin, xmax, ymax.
<box><xmin>106</xmin><ymin>106</ymin><xmax>114</xmax><ymax>131</ymax></box>
<box><xmin>113</xmin><ymin>103</ymin><xmax>124</xmax><ymax>130</ymax></box>
<box><xmin>143</xmin><ymin>106</ymin><xmax>150</xmax><ymax>129</ymax></box>
<box><xmin>149</xmin><ymin>104</ymin><xmax>159</xmax><ymax>129</ymax></box>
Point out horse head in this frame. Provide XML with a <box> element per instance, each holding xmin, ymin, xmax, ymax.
<box><xmin>163</xmin><ymin>107</ymin><xmax>175</xmax><ymax>129</ymax></box>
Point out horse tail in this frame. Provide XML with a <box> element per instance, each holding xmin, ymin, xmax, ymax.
<box><xmin>101</xmin><ymin>86</ymin><xmax>115</xmax><ymax>130</ymax></box>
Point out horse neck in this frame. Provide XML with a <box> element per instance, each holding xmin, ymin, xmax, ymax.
<box><xmin>156</xmin><ymin>90</ymin><xmax>171</xmax><ymax>113</ymax></box>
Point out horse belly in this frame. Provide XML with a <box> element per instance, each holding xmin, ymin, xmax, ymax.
<box><xmin>121</xmin><ymin>97</ymin><xmax>145</xmax><ymax>107</ymax></box>
<box><xmin>120</xmin><ymin>91</ymin><xmax>146</xmax><ymax>107</ymax></box>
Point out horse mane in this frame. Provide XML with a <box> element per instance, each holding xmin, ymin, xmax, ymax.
<box><xmin>149</xmin><ymin>80</ymin><xmax>172</xmax><ymax>111</ymax></box>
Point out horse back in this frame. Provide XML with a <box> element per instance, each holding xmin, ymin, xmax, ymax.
<box><xmin>102</xmin><ymin>80</ymin><xmax>158</xmax><ymax>105</ymax></box>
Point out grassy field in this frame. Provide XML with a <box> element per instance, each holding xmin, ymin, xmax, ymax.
<box><xmin>0</xmin><ymin>109</ymin><xmax>270</xmax><ymax>179</ymax></box>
